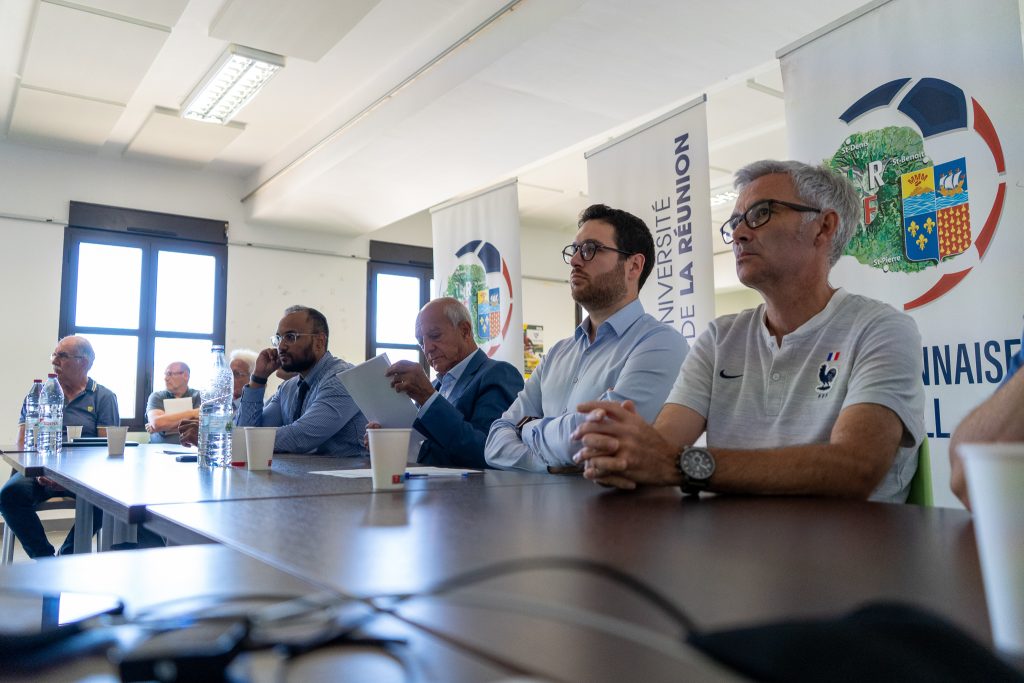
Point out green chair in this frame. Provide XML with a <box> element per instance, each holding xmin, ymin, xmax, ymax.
<box><xmin>906</xmin><ymin>437</ymin><xmax>933</xmax><ymax>506</ymax></box>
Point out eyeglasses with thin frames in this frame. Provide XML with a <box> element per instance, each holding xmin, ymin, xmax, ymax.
<box><xmin>562</xmin><ymin>240</ymin><xmax>634</xmax><ymax>265</ymax></box>
<box><xmin>50</xmin><ymin>352</ymin><xmax>86</xmax><ymax>362</ymax></box>
<box><xmin>271</xmin><ymin>332</ymin><xmax>320</xmax><ymax>347</ymax></box>
<box><xmin>720</xmin><ymin>199</ymin><xmax>821</xmax><ymax>245</ymax></box>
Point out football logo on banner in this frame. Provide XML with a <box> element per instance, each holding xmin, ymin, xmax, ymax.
<box><xmin>824</xmin><ymin>77</ymin><xmax>1005</xmax><ymax>310</ymax></box>
<box><xmin>444</xmin><ymin>239</ymin><xmax>514</xmax><ymax>357</ymax></box>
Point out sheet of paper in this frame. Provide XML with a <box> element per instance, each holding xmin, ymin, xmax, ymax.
<box><xmin>337</xmin><ymin>354</ymin><xmax>418</xmax><ymax>428</ymax></box>
<box><xmin>162</xmin><ymin>397</ymin><xmax>193</xmax><ymax>414</ymax></box>
<box><xmin>311</xmin><ymin>466</ymin><xmax>482</xmax><ymax>479</ymax></box>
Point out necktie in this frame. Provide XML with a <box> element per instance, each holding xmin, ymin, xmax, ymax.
<box><xmin>439</xmin><ymin>372</ymin><xmax>456</xmax><ymax>399</ymax></box>
<box><xmin>292</xmin><ymin>379</ymin><xmax>309</xmax><ymax>422</ymax></box>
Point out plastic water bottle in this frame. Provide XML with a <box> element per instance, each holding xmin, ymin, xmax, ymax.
<box><xmin>198</xmin><ymin>345</ymin><xmax>233</xmax><ymax>468</ymax></box>
<box><xmin>37</xmin><ymin>374</ymin><xmax>64</xmax><ymax>456</ymax></box>
<box><xmin>22</xmin><ymin>379</ymin><xmax>43</xmax><ymax>451</ymax></box>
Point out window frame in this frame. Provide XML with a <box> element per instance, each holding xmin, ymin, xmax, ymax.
<box><xmin>366</xmin><ymin>241</ymin><xmax>433</xmax><ymax>373</ymax></box>
<box><xmin>59</xmin><ymin>224</ymin><xmax>227</xmax><ymax>428</ymax></box>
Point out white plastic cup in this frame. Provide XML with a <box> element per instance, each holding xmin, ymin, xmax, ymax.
<box><xmin>367</xmin><ymin>428</ymin><xmax>411</xmax><ymax>491</ymax></box>
<box><xmin>105</xmin><ymin>426</ymin><xmax>128</xmax><ymax>456</ymax></box>
<box><xmin>960</xmin><ymin>442</ymin><xmax>1024</xmax><ymax>655</ymax></box>
<box><xmin>65</xmin><ymin>425</ymin><xmax>83</xmax><ymax>441</ymax></box>
<box><xmin>243</xmin><ymin>427</ymin><xmax>276</xmax><ymax>471</ymax></box>
<box><xmin>230</xmin><ymin>426</ymin><xmax>247</xmax><ymax>467</ymax></box>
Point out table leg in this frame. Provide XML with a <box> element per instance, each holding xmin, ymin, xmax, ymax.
<box><xmin>99</xmin><ymin>517</ymin><xmax>114</xmax><ymax>551</ymax></box>
<box><xmin>74</xmin><ymin>498</ymin><xmax>93</xmax><ymax>554</ymax></box>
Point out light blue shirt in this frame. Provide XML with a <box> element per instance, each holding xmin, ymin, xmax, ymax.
<box><xmin>485</xmin><ymin>299</ymin><xmax>687</xmax><ymax>472</ymax></box>
<box><xmin>236</xmin><ymin>351</ymin><xmax>367</xmax><ymax>455</ymax></box>
<box><xmin>417</xmin><ymin>349</ymin><xmax>477</xmax><ymax>417</ymax></box>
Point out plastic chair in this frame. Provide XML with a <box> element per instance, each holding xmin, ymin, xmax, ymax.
<box><xmin>1</xmin><ymin>496</ymin><xmax>78</xmax><ymax>564</ymax></box>
<box><xmin>906</xmin><ymin>437</ymin><xmax>933</xmax><ymax>507</ymax></box>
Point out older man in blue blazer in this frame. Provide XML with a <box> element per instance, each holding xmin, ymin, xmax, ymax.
<box><xmin>381</xmin><ymin>297</ymin><xmax>523</xmax><ymax>469</ymax></box>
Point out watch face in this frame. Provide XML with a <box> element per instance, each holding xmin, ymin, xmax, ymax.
<box><xmin>682</xmin><ymin>449</ymin><xmax>714</xmax><ymax>480</ymax></box>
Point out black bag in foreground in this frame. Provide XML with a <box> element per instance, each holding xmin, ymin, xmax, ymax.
<box><xmin>688</xmin><ymin>602</ymin><xmax>1023</xmax><ymax>683</ymax></box>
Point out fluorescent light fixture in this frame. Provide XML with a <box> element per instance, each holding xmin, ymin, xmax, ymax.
<box><xmin>182</xmin><ymin>44</ymin><xmax>284</xmax><ymax>124</ymax></box>
<box><xmin>709</xmin><ymin>190</ymin><xmax>738</xmax><ymax>207</ymax></box>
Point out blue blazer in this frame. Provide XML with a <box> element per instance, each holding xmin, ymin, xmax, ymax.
<box><xmin>414</xmin><ymin>349</ymin><xmax>524</xmax><ymax>469</ymax></box>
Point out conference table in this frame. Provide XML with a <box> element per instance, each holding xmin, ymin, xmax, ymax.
<box><xmin>1</xmin><ymin>544</ymin><xmax>616</xmax><ymax>682</ymax></box>
<box><xmin>1</xmin><ymin>443</ymin><xmax>1005</xmax><ymax>680</ymax></box>
<box><xmin>1</xmin><ymin>444</ymin><xmax>575</xmax><ymax>553</ymax></box>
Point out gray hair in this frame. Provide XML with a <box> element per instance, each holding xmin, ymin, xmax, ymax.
<box><xmin>417</xmin><ymin>297</ymin><xmax>473</xmax><ymax>333</ymax></box>
<box><xmin>438</xmin><ymin>297</ymin><xmax>472</xmax><ymax>329</ymax></box>
<box><xmin>62</xmin><ymin>335</ymin><xmax>95</xmax><ymax>368</ymax></box>
<box><xmin>734</xmin><ymin>160</ymin><xmax>860</xmax><ymax>267</ymax></box>
<box><xmin>229</xmin><ymin>348</ymin><xmax>258</xmax><ymax>373</ymax></box>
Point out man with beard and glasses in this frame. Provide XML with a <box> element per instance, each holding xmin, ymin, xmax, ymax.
<box><xmin>484</xmin><ymin>204</ymin><xmax>687</xmax><ymax>472</ymax></box>
<box><xmin>234</xmin><ymin>305</ymin><xmax>368</xmax><ymax>455</ymax></box>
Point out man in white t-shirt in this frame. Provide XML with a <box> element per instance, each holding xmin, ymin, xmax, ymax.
<box><xmin>573</xmin><ymin>160</ymin><xmax>925</xmax><ymax>503</ymax></box>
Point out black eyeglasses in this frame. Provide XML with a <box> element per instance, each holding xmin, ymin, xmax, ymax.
<box><xmin>720</xmin><ymin>199</ymin><xmax>821</xmax><ymax>244</ymax></box>
<box><xmin>562</xmin><ymin>240</ymin><xmax>633</xmax><ymax>264</ymax></box>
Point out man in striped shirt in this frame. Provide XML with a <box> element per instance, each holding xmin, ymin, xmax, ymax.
<box><xmin>234</xmin><ymin>305</ymin><xmax>368</xmax><ymax>455</ymax></box>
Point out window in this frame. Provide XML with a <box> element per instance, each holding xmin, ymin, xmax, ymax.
<box><xmin>59</xmin><ymin>203</ymin><xmax>227</xmax><ymax>427</ymax></box>
<box><xmin>366</xmin><ymin>242</ymin><xmax>433</xmax><ymax>374</ymax></box>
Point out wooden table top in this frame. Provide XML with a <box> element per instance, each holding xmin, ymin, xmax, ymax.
<box><xmin>146</xmin><ymin>483</ymin><xmax>990</xmax><ymax>645</ymax></box>
<box><xmin>3</xmin><ymin>444</ymin><xmax>574</xmax><ymax>523</ymax></box>
<box><xmin>0</xmin><ymin>543</ymin><xmax>735</xmax><ymax>682</ymax></box>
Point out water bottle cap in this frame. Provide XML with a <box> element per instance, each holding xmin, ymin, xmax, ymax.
<box><xmin>34</xmin><ymin>379</ymin><xmax>43</xmax><ymax>382</ymax></box>
<box><xmin>47</xmin><ymin>373</ymin><xmax>57</xmax><ymax>378</ymax></box>
<box><xmin>211</xmin><ymin>345</ymin><xmax>225</xmax><ymax>352</ymax></box>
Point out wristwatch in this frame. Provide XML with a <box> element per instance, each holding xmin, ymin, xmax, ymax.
<box><xmin>677</xmin><ymin>446</ymin><xmax>715</xmax><ymax>495</ymax></box>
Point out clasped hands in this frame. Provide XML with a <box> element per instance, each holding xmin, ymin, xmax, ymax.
<box><xmin>572</xmin><ymin>399</ymin><xmax>677</xmax><ymax>489</ymax></box>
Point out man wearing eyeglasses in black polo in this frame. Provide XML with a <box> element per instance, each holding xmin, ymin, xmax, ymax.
<box><xmin>234</xmin><ymin>305</ymin><xmax>368</xmax><ymax>455</ymax></box>
<box><xmin>1</xmin><ymin>335</ymin><xmax>119</xmax><ymax>557</ymax></box>
<box><xmin>485</xmin><ymin>204</ymin><xmax>688</xmax><ymax>472</ymax></box>
<box><xmin>574</xmin><ymin>160</ymin><xmax>925</xmax><ymax>503</ymax></box>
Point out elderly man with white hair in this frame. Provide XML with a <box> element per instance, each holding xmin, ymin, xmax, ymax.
<box><xmin>1</xmin><ymin>335</ymin><xmax>119</xmax><ymax>557</ymax></box>
<box><xmin>574</xmin><ymin>160</ymin><xmax>925</xmax><ymax>503</ymax></box>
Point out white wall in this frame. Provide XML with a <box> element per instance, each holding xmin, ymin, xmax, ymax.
<box><xmin>0</xmin><ymin>140</ymin><xmax>371</xmax><ymax>446</ymax></box>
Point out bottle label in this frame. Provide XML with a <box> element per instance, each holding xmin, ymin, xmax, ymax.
<box><xmin>201</xmin><ymin>414</ymin><xmax>231</xmax><ymax>432</ymax></box>
<box><xmin>39</xmin><ymin>417</ymin><xmax>61</xmax><ymax>431</ymax></box>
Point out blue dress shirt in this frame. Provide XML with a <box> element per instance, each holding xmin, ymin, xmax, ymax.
<box><xmin>485</xmin><ymin>299</ymin><xmax>687</xmax><ymax>472</ymax></box>
<box><xmin>236</xmin><ymin>351</ymin><xmax>367</xmax><ymax>455</ymax></box>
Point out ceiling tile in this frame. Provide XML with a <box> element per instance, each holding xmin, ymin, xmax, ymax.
<box><xmin>125</xmin><ymin>108</ymin><xmax>245</xmax><ymax>165</ymax></box>
<box><xmin>9</xmin><ymin>85</ymin><xmax>123</xmax><ymax>149</ymax></box>
<box><xmin>59</xmin><ymin>0</ymin><xmax>189</xmax><ymax>28</ymax></box>
<box><xmin>210</xmin><ymin>0</ymin><xmax>381</xmax><ymax>62</ymax></box>
<box><xmin>22</xmin><ymin>1</ymin><xmax>170</xmax><ymax>103</ymax></box>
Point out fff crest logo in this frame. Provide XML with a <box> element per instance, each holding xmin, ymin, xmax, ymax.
<box><xmin>827</xmin><ymin>77</ymin><xmax>1006</xmax><ymax>310</ymax></box>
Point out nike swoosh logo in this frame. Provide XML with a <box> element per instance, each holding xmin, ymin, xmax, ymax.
<box><xmin>719</xmin><ymin>370</ymin><xmax>743</xmax><ymax>379</ymax></box>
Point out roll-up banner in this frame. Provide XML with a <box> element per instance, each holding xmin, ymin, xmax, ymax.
<box><xmin>585</xmin><ymin>96</ymin><xmax>715</xmax><ymax>344</ymax></box>
<box><xmin>779</xmin><ymin>0</ymin><xmax>1024</xmax><ymax>507</ymax></box>
<box><xmin>431</xmin><ymin>179</ymin><xmax>524</xmax><ymax>373</ymax></box>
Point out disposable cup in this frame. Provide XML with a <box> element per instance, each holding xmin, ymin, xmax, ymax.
<box><xmin>65</xmin><ymin>425</ymin><xmax>83</xmax><ymax>441</ymax></box>
<box><xmin>105</xmin><ymin>426</ymin><xmax>128</xmax><ymax>456</ymax></box>
<box><xmin>368</xmin><ymin>428</ymin><xmax>411</xmax><ymax>491</ymax></box>
<box><xmin>960</xmin><ymin>442</ymin><xmax>1024</xmax><ymax>655</ymax></box>
<box><xmin>230</xmin><ymin>426</ymin><xmax>247</xmax><ymax>467</ymax></box>
<box><xmin>243</xmin><ymin>427</ymin><xmax>276</xmax><ymax>471</ymax></box>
